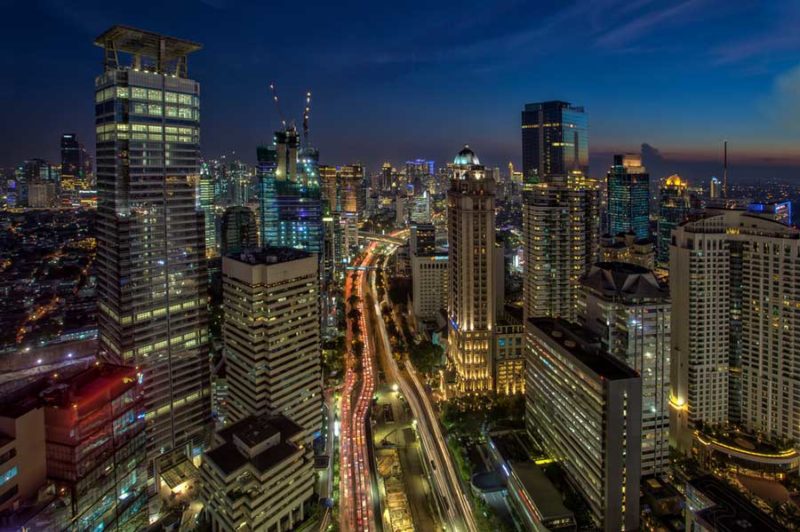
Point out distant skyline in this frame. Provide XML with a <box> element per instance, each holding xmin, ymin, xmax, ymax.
<box><xmin>2</xmin><ymin>0</ymin><xmax>800</xmax><ymax>184</ymax></box>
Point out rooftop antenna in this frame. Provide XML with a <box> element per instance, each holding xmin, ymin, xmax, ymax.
<box><xmin>302</xmin><ymin>90</ymin><xmax>311</xmax><ymax>149</ymax></box>
<box><xmin>269</xmin><ymin>82</ymin><xmax>287</xmax><ymax>129</ymax></box>
<box><xmin>723</xmin><ymin>140</ymin><xmax>728</xmax><ymax>199</ymax></box>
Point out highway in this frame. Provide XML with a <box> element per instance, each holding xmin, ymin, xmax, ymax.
<box><xmin>339</xmin><ymin>247</ymin><xmax>379</xmax><ymax>531</ymax></box>
<box><xmin>366</xmin><ymin>238</ymin><xmax>478</xmax><ymax>532</ymax></box>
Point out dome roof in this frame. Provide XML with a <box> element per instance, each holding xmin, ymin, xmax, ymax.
<box><xmin>454</xmin><ymin>144</ymin><xmax>480</xmax><ymax>166</ymax></box>
<box><xmin>665</xmin><ymin>174</ymin><xmax>686</xmax><ymax>187</ymax></box>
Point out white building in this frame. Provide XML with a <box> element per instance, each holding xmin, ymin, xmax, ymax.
<box><xmin>670</xmin><ymin>211</ymin><xmax>800</xmax><ymax>453</ymax></box>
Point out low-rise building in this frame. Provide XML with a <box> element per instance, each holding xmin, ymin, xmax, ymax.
<box><xmin>200</xmin><ymin>414</ymin><xmax>315</xmax><ymax>531</ymax></box>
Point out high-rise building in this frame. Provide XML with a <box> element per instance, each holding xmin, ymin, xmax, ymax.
<box><xmin>599</xmin><ymin>233</ymin><xmax>655</xmax><ymax>270</ymax></box>
<box><xmin>27</xmin><ymin>181</ymin><xmax>57</xmax><ymax>208</ymax></box>
<box><xmin>199</xmin><ymin>162</ymin><xmax>218</xmax><ymax>257</ymax></box>
<box><xmin>525</xmin><ymin>318</ymin><xmax>641</xmax><ymax>531</ymax></box>
<box><xmin>222</xmin><ymin>248</ymin><xmax>321</xmax><ymax>438</ymax></box>
<box><xmin>258</xmin><ymin>129</ymin><xmax>322</xmax><ymax>255</ymax></box>
<box><xmin>607</xmin><ymin>154</ymin><xmax>650</xmax><ymax>240</ymax></box>
<box><xmin>709</xmin><ymin>176</ymin><xmax>721</xmax><ymax>199</ymax></box>
<box><xmin>580</xmin><ymin>262</ymin><xmax>670</xmax><ymax>476</ymax></box>
<box><xmin>523</xmin><ymin>171</ymin><xmax>599</xmax><ymax>323</ymax></box>
<box><xmin>94</xmin><ymin>26</ymin><xmax>211</xmax><ymax>463</ymax></box>
<box><xmin>220</xmin><ymin>206</ymin><xmax>258</xmax><ymax>256</ymax></box>
<box><xmin>409</xmin><ymin>223</ymin><xmax>436</xmax><ymax>257</ymax></box>
<box><xmin>447</xmin><ymin>146</ymin><xmax>497</xmax><ymax>393</ymax></box>
<box><xmin>494</xmin><ymin>306</ymin><xmax>525</xmax><ymax>395</ymax></box>
<box><xmin>670</xmin><ymin>211</ymin><xmax>800</xmax><ymax>452</ymax></box>
<box><xmin>200</xmin><ymin>413</ymin><xmax>315</xmax><ymax>531</ymax></box>
<box><xmin>521</xmin><ymin>101</ymin><xmax>588</xmax><ymax>181</ymax></box>
<box><xmin>60</xmin><ymin>133</ymin><xmax>93</xmax><ymax>204</ymax></box>
<box><xmin>656</xmin><ymin>174</ymin><xmax>690</xmax><ymax>266</ymax></box>
<box><xmin>411</xmin><ymin>253</ymin><xmax>448</xmax><ymax>321</ymax></box>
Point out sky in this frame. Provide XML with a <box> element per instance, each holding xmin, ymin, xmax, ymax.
<box><xmin>2</xmin><ymin>0</ymin><xmax>800</xmax><ymax>183</ymax></box>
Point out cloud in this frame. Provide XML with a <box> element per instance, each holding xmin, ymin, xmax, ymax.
<box><xmin>594</xmin><ymin>0</ymin><xmax>707</xmax><ymax>49</ymax></box>
<box><xmin>765</xmin><ymin>64</ymin><xmax>800</xmax><ymax>133</ymax></box>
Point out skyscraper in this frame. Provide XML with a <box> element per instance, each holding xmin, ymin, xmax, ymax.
<box><xmin>709</xmin><ymin>176</ymin><xmax>721</xmax><ymax>199</ymax></box>
<box><xmin>220</xmin><ymin>205</ymin><xmax>258</xmax><ymax>256</ymax></box>
<box><xmin>60</xmin><ymin>133</ymin><xmax>92</xmax><ymax>204</ymax></box>
<box><xmin>521</xmin><ymin>101</ymin><xmax>588</xmax><ymax>181</ymax></box>
<box><xmin>525</xmin><ymin>318</ymin><xmax>641</xmax><ymax>531</ymax></box>
<box><xmin>258</xmin><ymin>128</ymin><xmax>323</xmax><ymax>255</ymax></box>
<box><xmin>447</xmin><ymin>145</ymin><xmax>497</xmax><ymax>393</ymax></box>
<box><xmin>580</xmin><ymin>262</ymin><xmax>670</xmax><ymax>476</ymax></box>
<box><xmin>94</xmin><ymin>26</ymin><xmax>211</xmax><ymax>463</ymax></box>
<box><xmin>523</xmin><ymin>171</ymin><xmax>600</xmax><ymax>323</ymax></box>
<box><xmin>606</xmin><ymin>153</ymin><xmax>650</xmax><ymax>240</ymax></box>
<box><xmin>199</xmin><ymin>162</ymin><xmax>218</xmax><ymax>257</ymax></box>
<box><xmin>656</xmin><ymin>174</ymin><xmax>690</xmax><ymax>266</ymax></box>
<box><xmin>222</xmin><ymin>248</ymin><xmax>322</xmax><ymax>438</ymax></box>
<box><xmin>670</xmin><ymin>211</ymin><xmax>800</xmax><ymax>452</ymax></box>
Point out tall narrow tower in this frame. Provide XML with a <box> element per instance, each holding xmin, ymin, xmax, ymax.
<box><xmin>447</xmin><ymin>146</ymin><xmax>497</xmax><ymax>393</ymax></box>
<box><xmin>94</xmin><ymin>26</ymin><xmax>211</xmax><ymax>463</ymax></box>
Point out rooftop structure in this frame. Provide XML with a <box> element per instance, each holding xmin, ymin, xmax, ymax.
<box><xmin>94</xmin><ymin>25</ymin><xmax>201</xmax><ymax>76</ymax></box>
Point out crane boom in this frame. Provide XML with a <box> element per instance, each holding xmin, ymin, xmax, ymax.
<box><xmin>269</xmin><ymin>82</ymin><xmax>287</xmax><ymax>128</ymax></box>
<box><xmin>303</xmin><ymin>90</ymin><xmax>311</xmax><ymax>148</ymax></box>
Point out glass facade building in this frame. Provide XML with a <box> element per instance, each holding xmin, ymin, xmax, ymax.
<box><xmin>657</xmin><ymin>174</ymin><xmax>690</xmax><ymax>266</ymax></box>
<box><xmin>93</xmin><ymin>26</ymin><xmax>211</xmax><ymax>464</ymax></box>
<box><xmin>606</xmin><ymin>154</ymin><xmax>650</xmax><ymax>240</ymax></box>
<box><xmin>521</xmin><ymin>101</ymin><xmax>588</xmax><ymax>181</ymax></box>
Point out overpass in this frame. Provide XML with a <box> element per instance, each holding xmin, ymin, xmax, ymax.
<box><xmin>358</xmin><ymin>231</ymin><xmax>407</xmax><ymax>246</ymax></box>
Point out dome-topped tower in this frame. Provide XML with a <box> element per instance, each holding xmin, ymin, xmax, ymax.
<box><xmin>454</xmin><ymin>144</ymin><xmax>480</xmax><ymax>166</ymax></box>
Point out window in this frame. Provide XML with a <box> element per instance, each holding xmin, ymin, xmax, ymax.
<box><xmin>147</xmin><ymin>89</ymin><xmax>162</xmax><ymax>101</ymax></box>
<box><xmin>0</xmin><ymin>467</ymin><xmax>17</xmax><ymax>487</ymax></box>
<box><xmin>131</xmin><ymin>87</ymin><xmax>147</xmax><ymax>100</ymax></box>
<box><xmin>116</xmin><ymin>87</ymin><xmax>129</xmax><ymax>99</ymax></box>
<box><xmin>165</xmin><ymin>92</ymin><xmax>178</xmax><ymax>103</ymax></box>
<box><xmin>178</xmin><ymin>94</ymin><xmax>193</xmax><ymax>105</ymax></box>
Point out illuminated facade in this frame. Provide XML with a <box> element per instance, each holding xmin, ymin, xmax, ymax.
<box><xmin>94</xmin><ymin>26</ymin><xmax>211</xmax><ymax>463</ymax></box>
<box><xmin>199</xmin><ymin>162</ymin><xmax>218</xmax><ymax>257</ymax></box>
<box><xmin>670</xmin><ymin>211</ymin><xmax>800</xmax><ymax>453</ymax></box>
<box><xmin>520</xmin><ymin>101</ymin><xmax>588</xmax><ymax>181</ymax></box>
<box><xmin>580</xmin><ymin>262</ymin><xmax>670</xmax><ymax>476</ymax></box>
<box><xmin>606</xmin><ymin>154</ymin><xmax>649</xmax><ymax>240</ymax></box>
<box><xmin>411</xmin><ymin>253</ymin><xmax>448</xmax><ymax>320</ymax></box>
<box><xmin>258</xmin><ymin>128</ymin><xmax>323</xmax><ymax>255</ymax></box>
<box><xmin>656</xmin><ymin>174</ymin><xmax>690</xmax><ymax>266</ymax></box>
<box><xmin>447</xmin><ymin>146</ymin><xmax>497</xmax><ymax>393</ymax></box>
<box><xmin>494</xmin><ymin>308</ymin><xmax>525</xmax><ymax>395</ymax></box>
<box><xmin>222</xmin><ymin>248</ymin><xmax>322</xmax><ymax>439</ymax></box>
<box><xmin>522</xmin><ymin>171</ymin><xmax>599</xmax><ymax>323</ymax></box>
<box><xmin>525</xmin><ymin>318</ymin><xmax>641</xmax><ymax>531</ymax></box>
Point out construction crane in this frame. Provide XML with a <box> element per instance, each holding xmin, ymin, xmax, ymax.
<box><xmin>302</xmin><ymin>90</ymin><xmax>312</xmax><ymax>149</ymax></box>
<box><xmin>269</xmin><ymin>82</ymin><xmax>287</xmax><ymax>129</ymax></box>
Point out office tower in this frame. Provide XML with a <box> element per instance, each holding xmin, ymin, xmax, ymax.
<box><xmin>94</xmin><ymin>26</ymin><xmax>211</xmax><ymax>463</ymax></box>
<box><xmin>607</xmin><ymin>154</ymin><xmax>650</xmax><ymax>240</ymax></box>
<box><xmin>258</xmin><ymin>128</ymin><xmax>323</xmax><ymax>255</ymax></box>
<box><xmin>199</xmin><ymin>162</ymin><xmax>218</xmax><ymax>257</ymax></box>
<box><xmin>319</xmin><ymin>165</ymin><xmax>338</xmax><ymax>213</ymax></box>
<box><xmin>411</xmin><ymin>253</ymin><xmax>448</xmax><ymax>321</ymax></box>
<box><xmin>523</xmin><ymin>171</ymin><xmax>600</xmax><ymax>323</ymax></box>
<box><xmin>222</xmin><ymin>248</ymin><xmax>321</xmax><ymax>437</ymax></box>
<box><xmin>60</xmin><ymin>134</ymin><xmax>93</xmax><ymax>205</ymax></box>
<box><xmin>61</xmin><ymin>133</ymin><xmax>91</xmax><ymax>181</ymax></box>
<box><xmin>521</xmin><ymin>101</ymin><xmax>588</xmax><ymax>181</ymax></box>
<box><xmin>580</xmin><ymin>262</ymin><xmax>670</xmax><ymax>475</ymax></box>
<box><xmin>27</xmin><ymin>181</ymin><xmax>57</xmax><ymax>208</ymax></box>
<box><xmin>0</xmin><ymin>364</ymin><xmax>147</xmax><ymax>530</ymax></box>
<box><xmin>670</xmin><ymin>211</ymin><xmax>800</xmax><ymax>452</ymax></box>
<box><xmin>526</xmin><ymin>318</ymin><xmax>641</xmax><ymax>531</ymax></box>
<box><xmin>40</xmin><ymin>364</ymin><xmax>147</xmax><ymax>530</ymax></box>
<box><xmin>220</xmin><ymin>206</ymin><xmax>258</xmax><ymax>256</ymax></box>
<box><xmin>338</xmin><ymin>164</ymin><xmax>365</xmax><ymax>214</ymax></box>
<box><xmin>709</xmin><ymin>176</ymin><xmax>721</xmax><ymax>199</ymax></box>
<box><xmin>410</xmin><ymin>223</ymin><xmax>436</xmax><ymax>257</ymax></box>
<box><xmin>18</xmin><ymin>159</ymin><xmax>59</xmax><ymax>206</ymax></box>
<box><xmin>656</xmin><ymin>174</ymin><xmax>690</xmax><ymax>266</ymax></box>
<box><xmin>494</xmin><ymin>307</ymin><xmax>525</xmax><ymax>395</ymax></box>
<box><xmin>200</xmin><ymin>413</ymin><xmax>315</xmax><ymax>531</ymax></box>
<box><xmin>410</xmin><ymin>191</ymin><xmax>431</xmax><ymax>224</ymax></box>
<box><xmin>447</xmin><ymin>146</ymin><xmax>498</xmax><ymax>393</ymax></box>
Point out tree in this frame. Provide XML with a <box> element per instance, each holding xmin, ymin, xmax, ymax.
<box><xmin>409</xmin><ymin>340</ymin><xmax>443</xmax><ymax>375</ymax></box>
